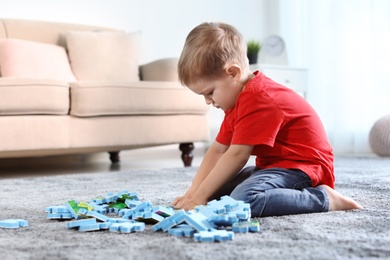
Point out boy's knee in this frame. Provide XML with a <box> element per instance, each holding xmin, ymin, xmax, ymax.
<box><xmin>230</xmin><ymin>187</ymin><xmax>264</xmax><ymax>204</ymax></box>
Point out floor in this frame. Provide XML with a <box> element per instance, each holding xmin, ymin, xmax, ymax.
<box><xmin>0</xmin><ymin>144</ymin><xmax>207</xmax><ymax>179</ymax></box>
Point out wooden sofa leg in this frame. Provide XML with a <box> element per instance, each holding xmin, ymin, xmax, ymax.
<box><xmin>179</xmin><ymin>143</ymin><xmax>194</xmax><ymax>167</ymax></box>
<box><xmin>108</xmin><ymin>151</ymin><xmax>120</xmax><ymax>163</ymax></box>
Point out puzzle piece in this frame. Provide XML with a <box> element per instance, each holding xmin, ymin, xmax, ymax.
<box><xmin>66</xmin><ymin>218</ymin><xmax>97</xmax><ymax>229</ymax></box>
<box><xmin>66</xmin><ymin>200</ymin><xmax>82</xmax><ymax>219</ymax></box>
<box><xmin>88</xmin><ymin>202</ymin><xmax>110</xmax><ymax>215</ymax></box>
<box><xmin>92</xmin><ymin>192</ymin><xmax>117</xmax><ymax>205</ymax></box>
<box><xmin>194</xmin><ymin>230</ymin><xmax>234</xmax><ymax>242</ymax></box>
<box><xmin>46</xmin><ymin>205</ymin><xmax>70</xmax><ymax>214</ymax></box>
<box><xmin>68</xmin><ymin>219</ymin><xmax>112</xmax><ymax>232</ymax></box>
<box><xmin>168</xmin><ymin>224</ymin><xmax>196</xmax><ymax>237</ymax></box>
<box><xmin>152</xmin><ymin>206</ymin><xmax>175</xmax><ymax>218</ymax></box>
<box><xmin>107</xmin><ymin>218</ymin><xmax>136</xmax><ymax>224</ymax></box>
<box><xmin>153</xmin><ymin>210</ymin><xmax>187</xmax><ymax>232</ymax></box>
<box><xmin>207</xmin><ymin>195</ymin><xmax>240</xmax><ymax>214</ymax></box>
<box><xmin>0</xmin><ymin>219</ymin><xmax>28</xmax><ymax>228</ymax></box>
<box><xmin>133</xmin><ymin>211</ymin><xmax>164</xmax><ymax>224</ymax></box>
<box><xmin>77</xmin><ymin>201</ymin><xmax>94</xmax><ymax>211</ymax></box>
<box><xmin>77</xmin><ymin>208</ymin><xmax>110</xmax><ymax>222</ymax></box>
<box><xmin>208</xmin><ymin>214</ymin><xmax>238</xmax><ymax>226</ymax></box>
<box><xmin>116</xmin><ymin>191</ymin><xmax>139</xmax><ymax>202</ymax></box>
<box><xmin>46</xmin><ymin>205</ymin><xmax>73</xmax><ymax>219</ymax></box>
<box><xmin>78</xmin><ymin>223</ymin><xmax>101</xmax><ymax>232</ymax></box>
<box><xmin>47</xmin><ymin>212</ymin><xmax>73</xmax><ymax>220</ymax></box>
<box><xmin>93</xmin><ymin>190</ymin><xmax>138</xmax><ymax>205</ymax></box>
<box><xmin>226</xmin><ymin>202</ymin><xmax>251</xmax><ymax>221</ymax></box>
<box><xmin>122</xmin><ymin>201</ymin><xmax>153</xmax><ymax>219</ymax></box>
<box><xmin>109</xmin><ymin>222</ymin><xmax>145</xmax><ymax>233</ymax></box>
<box><xmin>184</xmin><ymin>211</ymin><xmax>216</xmax><ymax>231</ymax></box>
<box><xmin>195</xmin><ymin>205</ymin><xmax>218</xmax><ymax>218</ymax></box>
<box><xmin>232</xmin><ymin>220</ymin><xmax>260</xmax><ymax>233</ymax></box>
<box><xmin>78</xmin><ymin>222</ymin><xmax>112</xmax><ymax>232</ymax></box>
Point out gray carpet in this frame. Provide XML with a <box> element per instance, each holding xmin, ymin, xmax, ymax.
<box><xmin>0</xmin><ymin>156</ymin><xmax>389</xmax><ymax>260</ymax></box>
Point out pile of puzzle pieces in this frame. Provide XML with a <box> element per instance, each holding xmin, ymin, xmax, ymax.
<box><xmin>46</xmin><ymin>190</ymin><xmax>260</xmax><ymax>242</ymax></box>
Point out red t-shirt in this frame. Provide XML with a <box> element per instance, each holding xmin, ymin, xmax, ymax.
<box><xmin>216</xmin><ymin>71</ymin><xmax>335</xmax><ymax>188</ymax></box>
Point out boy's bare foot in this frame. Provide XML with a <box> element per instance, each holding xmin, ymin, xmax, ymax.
<box><xmin>320</xmin><ymin>185</ymin><xmax>363</xmax><ymax>211</ymax></box>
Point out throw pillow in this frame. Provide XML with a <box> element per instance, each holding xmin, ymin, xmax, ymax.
<box><xmin>0</xmin><ymin>39</ymin><xmax>76</xmax><ymax>82</ymax></box>
<box><xmin>66</xmin><ymin>31</ymin><xmax>141</xmax><ymax>81</ymax></box>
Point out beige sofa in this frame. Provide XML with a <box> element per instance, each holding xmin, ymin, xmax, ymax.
<box><xmin>0</xmin><ymin>18</ymin><xmax>209</xmax><ymax>166</ymax></box>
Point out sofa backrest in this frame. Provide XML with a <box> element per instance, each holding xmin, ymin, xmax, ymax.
<box><xmin>0</xmin><ymin>18</ymin><xmax>117</xmax><ymax>48</ymax></box>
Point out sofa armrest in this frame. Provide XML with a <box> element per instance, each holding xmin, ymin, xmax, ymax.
<box><xmin>139</xmin><ymin>58</ymin><xmax>179</xmax><ymax>82</ymax></box>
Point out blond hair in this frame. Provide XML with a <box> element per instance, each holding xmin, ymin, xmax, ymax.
<box><xmin>178</xmin><ymin>22</ymin><xmax>247</xmax><ymax>87</ymax></box>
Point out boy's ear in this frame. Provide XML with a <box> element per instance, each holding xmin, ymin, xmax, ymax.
<box><xmin>225</xmin><ymin>64</ymin><xmax>241</xmax><ymax>80</ymax></box>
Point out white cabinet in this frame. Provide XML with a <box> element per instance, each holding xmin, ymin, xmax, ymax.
<box><xmin>250</xmin><ymin>64</ymin><xmax>308</xmax><ymax>98</ymax></box>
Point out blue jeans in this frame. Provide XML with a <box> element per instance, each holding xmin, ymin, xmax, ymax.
<box><xmin>211</xmin><ymin>166</ymin><xmax>329</xmax><ymax>217</ymax></box>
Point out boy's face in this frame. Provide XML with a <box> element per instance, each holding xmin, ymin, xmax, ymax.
<box><xmin>189</xmin><ymin>70</ymin><xmax>243</xmax><ymax>111</ymax></box>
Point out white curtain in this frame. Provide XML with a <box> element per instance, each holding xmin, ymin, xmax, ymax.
<box><xmin>302</xmin><ymin>0</ymin><xmax>390</xmax><ymax>154</ymax></box>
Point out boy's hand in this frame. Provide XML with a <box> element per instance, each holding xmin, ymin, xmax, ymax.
<box><xmin>172</xmin><ymin>194</ymin><xmax>206</xmax><ymax>210</ymax></box>
<box><xmin>172</xmin><ymin>195</ymin><xmax>186</xmax><ymax>207</ymax></box>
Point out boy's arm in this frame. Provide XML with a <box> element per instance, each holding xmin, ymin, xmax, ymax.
<box><xmin>172</xmin><ymin>141</ymin><xmax>228</xmax><ymax>206</ymax></box>
<box><xmin>186</xmin><ymin>141</ymin><xmax>229</xmax><ymax>196</ymax></box>
<box><xmin>174</xmin><ymin>143</ymin><xmax>253</xmax><ymax>210</ymax></box>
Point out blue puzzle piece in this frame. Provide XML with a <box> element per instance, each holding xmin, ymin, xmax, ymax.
<box><xmin>92</xmin><ymin>191</ymin><xmax>119</xmax><ymax>205</ymax></box>
<box><xmin>125</xmin><ymin>199</ymin><xmax>142</xmax><ymax>209</ymax></box>
<box><xmin>47</xmin><ymin>213</ymin><xmax>73</xmax><ymax>219</ymax></box>
<box><xmin>194</xmin><ymin>230</ymin><xmax>234</xmax><ymax>242</ymax></box>
<box><xmin>208</xmin><ymin>214</ymin><xmax>238</xmax><ymax>226</ymax></box>
<box><xmin>46</xmin><ymin>205</ymin><xmax>73</xmax><ymax>219</ymax></box>
<box><xmin>153</xmin><ymin>210</ymin><xmax>187</xmax><ymax>232</ymax></box>
<box><xmin>117</xmin><ymin>190</ymin><xmax>139</xmax><ymax>201</ymax></box>
<box><xmin>66</xmin><ymin>218</ymin><xmax>97</xmax><ymax>229</ymax></box>
<box><xmin>0</xmin><ymin>219</ymin><xmax>28</xmax><ymax>228</ymax></box>
<box><xmin>88</xmin><ymin>202</ymin><xmax>110</xmax><ymax>215</ymax></box>
<box><xmin>207</xmin><ymin>195</ymin><xmax>240</xmax><ymax>214</ymax></box>
<box><xmin>184</xmin><ymin>211</ymin><xmax>216</xmax><ymax>231</ymax></box>
<box><xmin>77</xmin><ymin>221</ymin><xmax>113</xmax><ymax>232</ymax></box>
<box><xmin>133</xmin><ymin>201</ymin><xmax>152</xmax><ymax>212</ymax></box>
<box><xmin>118</xmin><ymin>208</ymin><xmax>132</xmax><ymax>218</ymax></box>
<box><xmin>46</xmin><ymin>205</ymin><xmax>70</xmax><ymax>214</ymax></box>
<box><xmin>194</xmin><ymin>230</ymin><xmax>214</xmax><ymax>242</ymax></box>
<box><xmin>168</xmin><ymin>224</ymin><xmax>196</xmax><ymax>237</ymax></box>
<box><xmin>98</xmin><ymin>222</ymin><xmax>111</xmax><ymax>229</ymax></box>
<box><xmin>77</xmin><ymin>208</ymin><xmax>110</xmax><ymax>222</ymax></box>
<box><xmin>133</xmin><ymin>211</ymin><xmax>164</xmax><ymax>224</ymax></box>
<box><xmin>195</xmin><ymin>205</ymin><xmax>218</xmax><ymax>218</ymax></box>
<box><xmin>78</xmin><ymin>223</ymin><xmax>101</xmax><ymax>232</ymax></box>
<box><xmin>232</xmin><ymin>220</ymin><xmax>260</xmax><ymax>233</ymax></box>
<box><xmin>122</xmin><ymin>201</ymin><xmax>153</xmax><ymax>220</ymax></box>
<box><xmin>109</xmin><ymin>222</ymin><xmax>145</xmax><ymax>233</ymax></box>
<box><xmin>227</xmin><ymin>202</ymin><xmax>251</xmax><ymax>221</ymax></box>
<box><xmin>152</xmin><ymin>206</ymin><xmax>175</xmax><ymax>218</ymax></box>
<box><xmin>107</xmin><ymin>218</ymin><xmax>136</xmax><ymax>224</ymax></box>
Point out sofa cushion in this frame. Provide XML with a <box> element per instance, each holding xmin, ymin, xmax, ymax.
<box><xmin>0</xmin><ymin>115</ymin><xmax>69</xmax><ymax>152</ymax></box>
<box><xmin>66</xmin><ymin>31</ymin><xmax>140</xmax><ymax>81</ymax></box>
<box><xmin>70</xmin><ymin>81</ymin><xmax>209</xmax><ymax>117</ymax></box>
<box><xmin>0</xmin><ymin>78</ymin><xmax>70</xmax><ymax>115</ymax></box>
<box><xmin>0</xmin><ymin>39</ymin><xmax>76</xmax><ymax>82</ymax></box>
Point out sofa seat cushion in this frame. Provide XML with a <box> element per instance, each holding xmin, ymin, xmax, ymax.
<box><xmin>70</xmin><ymin>81</ymin><xmax>209</xmax><ymax>117</ymax></box>
<box><xmin>0</xmin><ymin>115</ymin><xmax>69</xmax><ymax>152</ymax></box>
<box><xmin>0</xmin><ymin>78</ymin><xmax>70</xmax><ymax>115</ymax></box>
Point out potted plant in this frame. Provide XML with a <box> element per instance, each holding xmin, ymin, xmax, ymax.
<box><xmin>247</xmin><ymin>40</ymin><xmax>261</xmax><ymax>65</ymax></box>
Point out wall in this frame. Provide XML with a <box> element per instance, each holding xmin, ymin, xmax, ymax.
<box><xmin>0</xmin><ymin>0</ymin><xmax>267</xmax><ymax>63</ymax></box>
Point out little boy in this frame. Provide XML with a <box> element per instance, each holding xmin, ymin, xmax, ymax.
<box><xmin>173</xmin><ymin>22</ymin><xmax>361</xmax><ymax>216</ymax></box>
